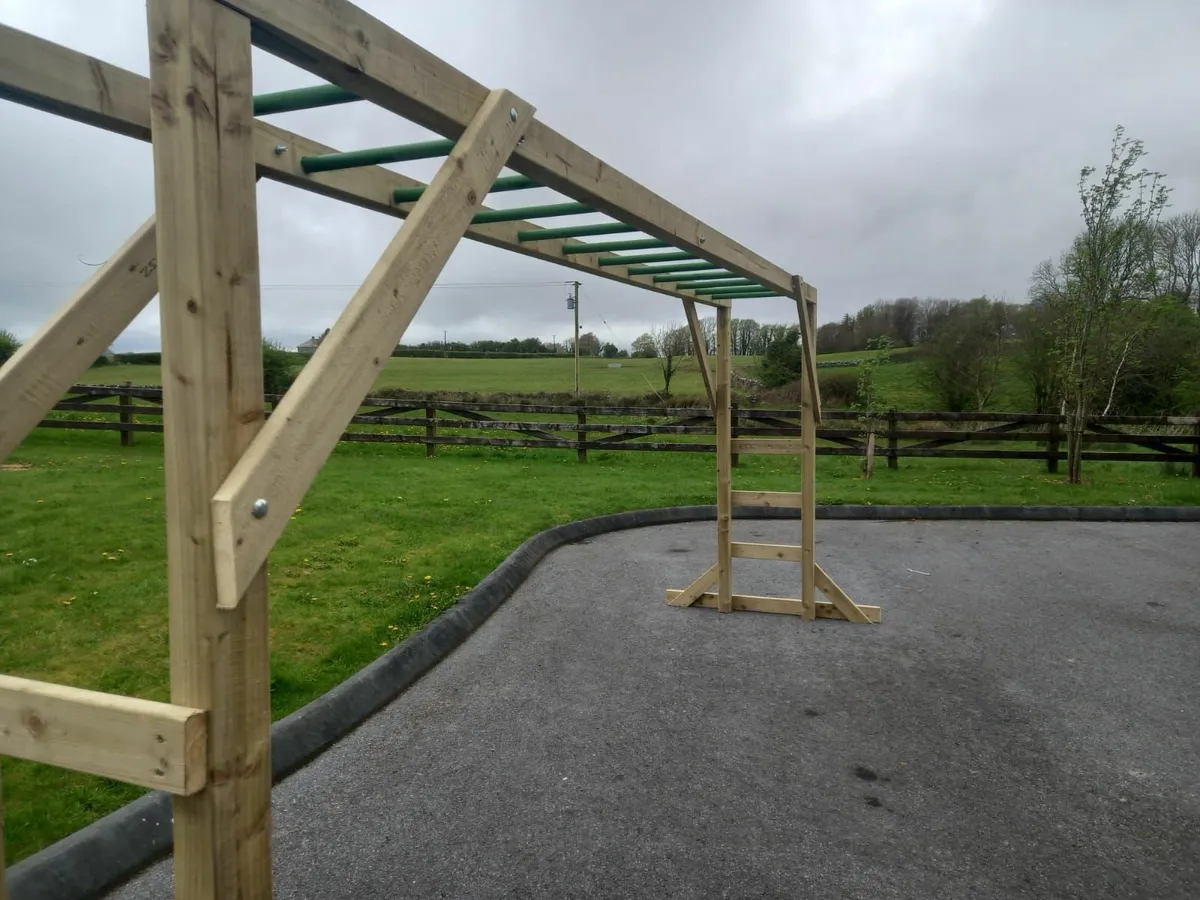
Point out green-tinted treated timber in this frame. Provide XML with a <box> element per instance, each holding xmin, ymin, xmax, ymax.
<box><xmin>712</xmin><ymin>290</ymin><xmax>776</xmax><ymax>299</ymax></box>
<box><xmin>685</xmin><ymin>278</ymin><xmax>757</xmax><ymax>291</ymax></box>
<box><xmin>394</xmin><ymin>174</ymin><xmax>536</xmax><ymax>204</ymax></box>
<box><xmin>626</xmin><ymin>261</ymin><xmax>721</xmax><ymax>276</ymax></box>
<box><xmin>472</xmin><ymin>202</ymin><xmax>593</xmax><ymax>224</ymax></box>
<box><xmin>706</xmin><ymin>285</ymin><xmax>779</xmax><ymax>296</ymax></box>
<box><xmin>598</xmin><ymin>251</ymin><xmax>694</xmax><ymax>267</ymax></box>
<box><xmin>694</xmin><ymin>281</ymin><xmax>764</xmax><ymax>294</ymax></box>
<box><xmin>518</xmin><ymin>223</ymin><xmax>636</xmax><ymax>241</ymax></box>
<box><xmin>301</xmin><ymin>138</ymin><xmax>456</xmax><ymax>173</ymax></box>
<box><xmin>253</xmin><ymin>84</ymin><xmax>360</xmax><ymax>116</ymax></box>
<box><xmin>653</xmin><ymin>270</ymin><xmax>735</xmax><ymax>283</ymax></box>
<box><xmin>561</xmin><ymin>238</ymin><xmax>669</xmax><ymax>254</ymax></box>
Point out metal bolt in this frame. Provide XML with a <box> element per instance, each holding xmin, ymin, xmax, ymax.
<box><xmin>252</xmin><ymin>498</ymin><xmax>269</xmax><ymax>519</ymax></box>
<box><xmin>273</xmin><ymin>143</ymin><xmax>287</xmax><ymax>155</ymax></box>
<box><xmin>509</xmin><ymin>107</ymin><xmax>518</xmax><ymax>122</ymax></box>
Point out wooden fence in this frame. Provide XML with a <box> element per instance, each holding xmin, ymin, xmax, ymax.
<box><xmin>37</xmin><ymin>384</ymin><xmax>1200</xmax><ymax>475</ymax></box>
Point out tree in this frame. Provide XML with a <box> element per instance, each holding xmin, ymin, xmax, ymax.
<box><xmin>630</xmin><ymin>333</ymin><xmax>657</xmax><ymax>358</ymax></box>
<box><xmin>1156</xmin><ymin>211</ymin><xmax>1200</xmax><ymax>310</ymax></box>
<box><xmin>1013</xmin><ymin>298</ymin><xmax>1063</xmax><ymax>413</ymax></box>
<box><xmin>1035</xmin><ymin>126</ymin><xmax>1169</xmax><ymax>482</ymax></box>
<box><xmin>576</xmin><ymin>332</ymin><xmax>601</xmax><ymax>356</ymax></box>
<box><xmin>600</xmin><ymin>342</ymin><xmax>619</xmax><ymax>358</ymax></box>
<box><xmin>919</xmin><ymin>296</ymin><xmax>1010</xmax><ymax>411</ymax></box>
<box><xmin>262</xmin><ymin>340</ymin><xmax>299</xmax><ymax>395</ymax></box>
<box><xmin>757</xmin><ymin>327</ymin><xmax>802</xmax><ymax>388</ymax></box>
<box><xmin>650</xmin><ymin>323</ymin><xmax>690</xmax><ymax>397</ymax></box>
<box><xmin>0</xmin><ymin>328</ymin><xmax>21</xmax><ymax>365</ymax></box>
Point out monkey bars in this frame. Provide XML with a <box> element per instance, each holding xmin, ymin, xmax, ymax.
<box><xmin>0</xmin><ymin>3</ymin><xmax>870</xmax><ymax>897</ymax></box>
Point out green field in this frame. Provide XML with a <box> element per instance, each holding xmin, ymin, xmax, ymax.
<box><xmin>3</xmin><ymin>425</ymin><xmax>1198</xmax><ymax>863</ymax></box>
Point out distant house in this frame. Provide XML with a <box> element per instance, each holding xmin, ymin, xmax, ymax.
<box><xmin>297</xmin><ymin>328</ymin><xmax>330</xmax><ymax>356</ymax></box>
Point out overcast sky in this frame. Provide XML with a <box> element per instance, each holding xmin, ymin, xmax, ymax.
<box><xmin>2</xmin><ymin>0</ymin><xmax>1198</xmax><ymax>351</ymax></box>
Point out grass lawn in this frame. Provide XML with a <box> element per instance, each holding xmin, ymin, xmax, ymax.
<box><xmin>4</xmin><ymin>428</ymin><xmax>1197</xmax><ymax>863</ymax></box>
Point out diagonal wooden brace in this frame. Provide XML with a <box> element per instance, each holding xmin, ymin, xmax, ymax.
<box><xmin>667</xmin><ymin>563</ymin><xmax>719</xmax><ymax>607</ymax></box>
<box><xmin>793</xmin><ymin>276</ymin><xmax>822</xmax><ymax>424</ymax></box>
<box><xmin>681</xmin><ymin>299</ymin><xmax>717</xmax><ymax>411</ymax></box>
<box><xmin>815</xmin><ymin>563</ymin><xmax>873</xmax><ymax>624</ymax></box>
<box><xmin>210</xmin><ymin>88</ymin><xmax>534</xmax><ymax>609</ymax></box>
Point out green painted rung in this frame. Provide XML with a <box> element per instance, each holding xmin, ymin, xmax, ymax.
<box><xmin>684</xmin><ymin>279</ymin><xmax>757</xmax><ymax>291</ymax></box>
<box><xmin>394</xmin><ymin>174</ymin><xmax>536</xmax><ymax>205</ymax></box>
<box><xmin>301</xmin><ymin>138</ymin><xmax>455</xmax><ymax>174</ymax></box>
<box><xmin>472</xmin><ymin>202</ymin><xmax>593</xmax><ymax>225</ymax></box>
<box><xmin>652</xmin><ymin>270</ymin><xmax>735</xmax><ymax>283</ymax></box>
<box><xmin>518</xmin><ymin>223</ymin><xmax>636</xmax><ymax>241</ymax></box>
<box><xmin>561</xmin><ymin>238</ymin><xmax>668</xmax><ymax>254</ymax></box>
<box><xmin>711</xmin><ymin>290</ymin><xmax>776</xmax><ymax>299</ymax></box>
<box><xmin>253</xmin><ymin>84</ymin><xmax>359</xmax><ymax>116</ymax></box>
<box><xmin>598</xmin><ymin>251</ymin><xmax>694</xmax><ymax>267</ymax></box>
<box><xmin>626</xmin><ymin>261</ymin><xmax>721</xmax><ymax>276</ymax></box>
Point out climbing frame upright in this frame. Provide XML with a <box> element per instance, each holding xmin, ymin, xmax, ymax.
<box><xmin>0</xmin><ymin>1</ymin><xmax>875</xmax><ymax>896</ymax></box>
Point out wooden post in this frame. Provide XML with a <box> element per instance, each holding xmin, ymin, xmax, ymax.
<box><xmin>425</xmin><ymin>403</ymin><xmax>437</xmax><ymax>458</ymax></box>
<box><xmin>800</xmin><ymin>297</ymin><xmax>817</xmax><ymax>621</ymax></box>
<box><xmin>730</xmin><ymin>400</ymin><xmax>740</xmax><ymax>467</ymax></box>
<box><xmin>577</xmin><ymin>410</ymin><xmax>588</xmax><ymax>463</ymax></box>
<box><xmin>887</xmin><ymin>407</ymin><xmax>898</xmax><ymax>469</ymax></box>
<box><xmin>147</xmin><ymin>1</ymin><xmax>272</xmax><ymax>896</ymax></box>
<box><xmin>863</xmin><ymin>430</ymin><xmax>876</xmax><ymax>479</ymax></box>
<box><xmin>715</xmin><ymin>306</ymin><xmax>733</xmax><ymax>613</ymax></box>
<box><xmin>1047</xmin><ymin>416</ymin><xmax>1061</xmax><ymax>474</ymax></box>
<box><xmin>119</xmin><ymin>381</ymin><xmax>133</xmax><ymax>447</ymax></box>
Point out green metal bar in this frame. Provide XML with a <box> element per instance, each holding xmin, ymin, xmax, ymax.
<box><xmin>518</xmin><ymin>222</ymin><xmax>636</xmax><ymax>241</ymax></box>
<box><xmin>712</xmin><ymin>290</ymin><xmax>776</xmax><ymax>299</ymax></box>
<box><xmin>561</xmin><ymin>238</ymin><xmax>669</xmax><ymax>254</ymax></box>
<box><xmin>472</xmin><ymin>202</ymin><xmax>594</xmax><ymax>225</ymax></box>
<box><xmin>598</xmin><ymin>251</ymin><xmax>694</xmax><ymax>267</ymax></box>
<box><xmin>652</xmin><ymin>270</ymin><xmax>735</xmax><ymax>283</ymax></box>
<box><xmin>626</xmin><ymin>261</ymin><xmax>721</xmax><ymax>276</ymax></box>
<box><xmin>704</xmin><ymin>285</ymin><xmax>777</xmax><ymax>296</ymax></box>
<box><xmin>301</xmin><ymin>138</ymin><xmax>456</xmax><ymax>174</ymax></box>
<box><xmin>689</xmin><ymin>279</ymin><xmax>759</xmax><ymax>292</ymax></box>
<box><xmin>253</xmin><ymin>84</ymin><xmax>360</xmax><ymax>116</ymax></box>
<box><xmin>394</xmin><ymin>174</ymin><xmax>536</xmax><ymax>205</ymax></box>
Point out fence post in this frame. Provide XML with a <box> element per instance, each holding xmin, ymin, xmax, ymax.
<box><xmin>577</xmin><ymin>410</ymin><xmax>588</xmax><ymax>463</ymax></box>
<box><xmin>119</xmin><ymin>381</ymin><xmax>133</xmax><ymax>447</ymax></box>
<box><xmin>425</xmin><ymin>403</ymin><xmax>437</xmax><ymax>458</ymax></box>
<box><xmin>730</xmin><ymin>401</ymin><xmax>740</xmax><ymax>468</ymax></box>
<box><xmin>1047</xmin><ymin>416</ymin><xmax>1061</xmax><ymax>474</ymax></box>
<box><xmin>886</xmin><ymin>407</ymin><xmax>898</xmax><ymax>469</ymax></box>
<box><xmin>864</xmin><ymin>430</ymin><xmax>876</xmax><ymax>479</ymax></box>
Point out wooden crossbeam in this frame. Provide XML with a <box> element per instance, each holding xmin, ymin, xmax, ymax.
<box><xmin>0</xmin><ymin>25</ymin><xmax>729</xmax><ymax>310</ymax></box>
<box><xmin>731</xmin><ymin>542</ymin><xmax>803</xmax><ymax>562</ymax></box>
<box><xmin>682</xmin><ymin>299</ymin><xmax>717</xmax><ymax>410</ymax></box>
<box><xmin>730</xmin><ymin>490</ymin><xmax>803</xmax><ymax>508</ymax></box>
<box><xmin>665</xmin><ymin>591</ymin><xmax>882</xmax><ymax>623</ymax></box>
<box><xmin>0</xmin><ymin>675</ymin><xmax>207</xmax><ymax>795</ymax></box>
<box><xmin>212</xmin><ymin>89</ymin><xmax>532</xmax><ymax>609</ymax></box>
<box><xmin>730</xmin><ymin>439</ymin><xmax>804</xmax><ymax>455</ymax></box>
<box><xmin>667</xmin><ymin>563</ymin><xmax>719</xmax><ymax>607</ymax></box>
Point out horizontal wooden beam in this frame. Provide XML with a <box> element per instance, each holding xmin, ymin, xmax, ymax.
<box><xmin>730</xmin><ymin>542</ymin><xmax>803</xmax><ymax>562</ymax></box>
<box><xmin>730</xmin><ymin>490</ymin><xmax>803</xmax><ymax>509</ymax></box>
<box><xmin>0</xmin><ymin>26</ymin><xmax>728</xmax><ymax>310</ymax></box>
<box><xmin>213</xmin><ymin>0</ymin><xmax>806</xmax><ymax>298</ymax></box>
<box><xmin>0</xmin><ymin>675</ymin><xmax>207</xmax><ymax>795</ymax></box>
<box><xmin>665</xmin><ymin>590</ymin><xmax>882</xmax><ymax>623</ymax></box>
<box><xmin>730</xmin><ymin>439</ymin><xmax>804</xmax><ymax>455</ymax></box>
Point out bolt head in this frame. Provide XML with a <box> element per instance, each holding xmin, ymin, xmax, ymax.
<box><xmin>252</xmin><ymin>498</ymin><xmax>269</xmax><ymax>519</ymax></box>
<box><xmin>273</xmin><ymin>143</ymin><xmax>287</xmax><ymax>155</ymax></box>
<box><xmin>509</xmin><ymin>107</ymin><xmax>519</xmax><ymax>122</ymax></box>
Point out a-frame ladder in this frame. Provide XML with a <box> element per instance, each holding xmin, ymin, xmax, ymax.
<box><xmin>667</xmin><ymin>287</ymin><xmax>881</xmax><ymax>624</ymax></box>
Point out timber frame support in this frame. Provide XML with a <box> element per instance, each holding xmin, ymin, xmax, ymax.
<box><xmin>0</xmin><ymin>1</ymin><xmax>878</xmax><ymax>895</ymax></box>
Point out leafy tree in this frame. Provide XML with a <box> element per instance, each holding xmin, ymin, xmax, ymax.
<box><xmin>651</xmin><ymin>324</ymin><xmax>690</xmax><ymax>397</ymax></box>
<box><xmin>0</xmin><ymin>328</ymin><xmax>21</xmax><ymax>365</ymax></box>
<box><xmin>576</xmin><ymin>332</ymin><xmax>601</xmax><ymax>356</ymax></box>
<box><xmin>757</xmin><ymin>327</ymin><xmax>801</xmax><ymax>388</ymax></box>
<box><xmin>262</xmin><ymin>340</ymin><xmax>299</xmax><ymax>395</ymax></box>
<box><xmin>919</xmin><ymin>297</ymin><xmax>1010</xmax><ymax>411</ymax></box>
<box><xmin>1013</xmin><ymin>300</ymin><xmax>1063</xmax><ymax>413</ymax></box>
<box><xmin>600</xmin><ymin>342</ymin><xmax>619</xmax><ymax>358</ymax></box>
<box><xmin>630</xmin><ymin>333</ymin><xmax>657</xmax><ymax>358</ymax></box>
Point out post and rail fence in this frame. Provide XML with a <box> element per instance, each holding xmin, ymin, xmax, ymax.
<box><xmin>34</xmin><ymin>385</ymin><xmax>1200</xmax><ymax>476</ymax></box>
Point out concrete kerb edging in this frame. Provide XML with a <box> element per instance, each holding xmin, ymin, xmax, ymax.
<box><xmin>10</xmin><ymin>504</ymin><xmax>1198</xmax><ymax>899</ymax></box>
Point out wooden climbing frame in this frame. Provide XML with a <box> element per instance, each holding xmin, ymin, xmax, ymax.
<box><xmin>0</xmin><ymin>1</ymin><xmax>875</xmax><ymax>896</ymax></box>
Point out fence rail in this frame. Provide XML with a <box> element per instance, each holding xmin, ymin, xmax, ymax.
<box><xmin>33</xmin><ymin>384</ymin><xmax>1200</xmax><ymax>474</ymax></box>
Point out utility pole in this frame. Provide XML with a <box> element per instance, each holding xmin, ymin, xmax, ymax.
<box><xmin>572</xmin><ymin>280</ymin><xmax>581</xmax><ymax>397</ymax></box>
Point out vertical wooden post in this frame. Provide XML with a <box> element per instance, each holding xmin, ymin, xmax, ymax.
<box><xmin>864</xmin><ymin>430</ymin><xmax>876</xmax><ymax>479</ymax></box>
<box><xmin>1047</xmin><ymin>416</ymin><xmax>1061</xmax><ymax>474</ymax></box>
<box><xmin>887</xmin><ymin>407</ymin><xmax>898</xmax><ymax>469</ymax></box>
<box><xmin>729</xmin><ymin>400</ymin><xmax>740</xmax><ymax>467</ymax></box>
<box><xmin>715</xmin><ymin>306</ymin><xmax>733</xmax><ymax>613</ymax></box>
<box><xmin>425</xmin><ymin>403</ymin><xmax>437</xmax><ymax>458</ymax></box>
<box><xmin>119</xmin><ymin>381</ymin><xmax>133</xmax><ymax>447</ymax></box>
<box><xmin>577</xmin><ymin>410</ymin><xmax>588</xmax><ymax>463</ymax></box>
<box><xmin>800</xmin><ymin>296</ymin><xmax>817</xmax><ymax>621</ymax></box>
<box><xmin>147</xmin><ymin>1</ymin><xmax>272</xmax><ymax>897</ymax></box>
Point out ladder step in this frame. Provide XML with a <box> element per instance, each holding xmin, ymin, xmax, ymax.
<box><xmin>731</xmin><ymin>542</ymin><xmax>803</xmax><ymax>561</ymax></box>
<box><xmin>664</xmin><ymin>590</ymin><xmax>882</xmax><ymax>623</ymax></box>
<box><xmin>730</xmin><ymin>490</ymin><xmax>803</xmax><ymax>509</ymax></box>
<box><xmin>729</xmin><ymin>438</ymin><xmax>803</xmax><ymax>455</ymax></box>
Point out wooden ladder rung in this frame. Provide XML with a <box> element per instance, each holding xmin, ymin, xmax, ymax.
<box><xmin>665</xmin><ymin>590</ymin><xmax>882</xmax><ymax>623</ymax></box>
<box><xmin>729</xmin><ymin>438</ymin><xmax>803</xmax><ymax>455</ymax></box>
<box><xmin>730</xmin><ymin>490</ymin><xmax>803</xmax><ymax>508</ymax></box>
<box><xmin>730</xmin><ymin>541</ymin><xmax>803</xmax><ymax>561</ymax></box>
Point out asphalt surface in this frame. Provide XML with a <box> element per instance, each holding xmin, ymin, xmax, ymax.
<box><xmin>111</xmin><ymin>520</ymin><xmax>1200</xmax><ymax>899</ymax></box>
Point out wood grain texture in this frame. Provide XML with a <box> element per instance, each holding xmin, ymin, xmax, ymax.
<box><xmin>666</xmin><ymin>563</ymin><xmax>719</xmax><ymax>608</ymax></box>
<box><xmin>682</xmin><ymin>299</ymin><xmax>716</xmax><ymax>409</ymax></box>
<box><xmin>815</xmin><ymin>564</ymin><xmax>875</xmax><ymax>624</ymax></box>
<box><xmin>0</xmin><ymin>675</ymin><xmax>207</xmax><ymax>795</ymax></box>
<box><xmin>729</xmin><ymin>490</ymin><xmax>804</xmax><ymax>509</ymax></box>
<box><xmin>715</xmin><ymin>306</ymin><xmax>733</xmax><ymax>613</ymax></box>
<box><xmin>730</xmin><ymin>542</ymin><xmax>804</xmax><ymax>562</ymax></box>
<box><xmin>147</xmin><ymin>0</ymin><xmax>272</xmax><ymax>895</ymax></box>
